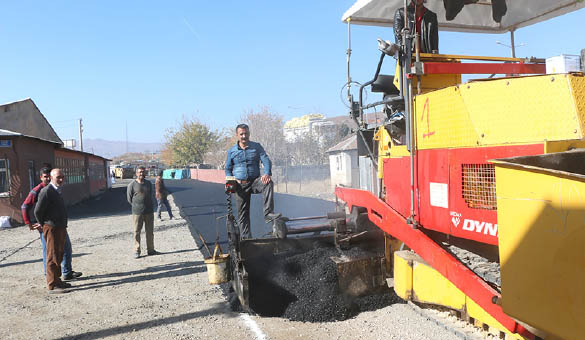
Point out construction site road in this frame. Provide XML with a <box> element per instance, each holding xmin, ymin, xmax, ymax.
<box><xmin>167</xmin><ymin>179</ymin><xmax>336</xmax><ymax>255</ymax></box>
<box><xmin>0</xmin><ymin>179</ymin><xmax>486</xmax><ymax>340</ymax></box>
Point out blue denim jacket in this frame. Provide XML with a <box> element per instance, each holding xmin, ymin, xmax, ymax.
<box><xmin>225</xmin><ymin>141</ymin><xmax>271</xmax><ymax>180</ymax></box>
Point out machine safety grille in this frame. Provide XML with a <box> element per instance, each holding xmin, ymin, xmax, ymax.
<box><xmin>461</xmin><ymin>164</ymin><xmax>497</xmax><ymax>210</ymax></box>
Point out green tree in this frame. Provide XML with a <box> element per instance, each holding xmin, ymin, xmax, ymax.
<box><xmin>164</xmin><ymin>117</ymin><xmax>218</xmax><ymax>167</ymax></box>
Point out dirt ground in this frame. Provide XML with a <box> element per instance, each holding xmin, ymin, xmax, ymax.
<box><xmin>0</xmin><ymin>181</ymin><xmax>486</xmax><ymax>340</ymax></box>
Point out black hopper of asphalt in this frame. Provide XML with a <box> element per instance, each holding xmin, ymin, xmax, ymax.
<box><xmin>168</xmin><ymin>179</ymin><xmax>403</xmax><ymax>322</ymax></box>
<box><xmin>240</xmin><ymin>243</ymin><xmax>403</xmax><ymax>322</ymax></box>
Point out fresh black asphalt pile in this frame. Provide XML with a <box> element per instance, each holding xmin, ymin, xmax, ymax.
<box><xmin>167</xmin><ymin>179</ymin><xmax>397</xmax><ymax>321</ymax></box>
<box><xmin>449</xmin><ymin>245</ymin><xmax>501</xmax><ymax>287</ymax></box>
<box><xmin>228</xmin><ymin>244</ymin><xmax>403</xmax><ymax>322</ymax></box>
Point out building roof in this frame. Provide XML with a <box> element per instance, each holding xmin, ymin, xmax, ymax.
<box><xmin>0</xmin><ymin>128</ymin><xmax>61</xmax><ymax>144</ymax></box>
<box><xmin>56</xmin><ymin>146</ymin><xmax>111</xmax><ymax>161</ymax></box>
<box><xmin>327</xmin><ymin>134</ymin><xmax>357</xmax><ymax>153</ymax></box>
<box><xmin>0</xmin><ymin>129</ymin><xmax>21</xmax><ymax>136</ymax></box>
<box><xmin>0</xmin><ymin>98</ymin><xmax>63</xmax><ymax>145</ymax></box>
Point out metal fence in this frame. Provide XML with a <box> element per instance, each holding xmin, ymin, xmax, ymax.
<box><xmin>272</xmin><ymin>165</ymin><xmax>331</xmax><ymax>196</ymax></box>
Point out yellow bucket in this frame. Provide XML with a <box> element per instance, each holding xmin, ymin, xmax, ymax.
<box><xmin>204</xmin><ymin>244</ymin><xmax>230</xmax><ymax>284</ymax></box>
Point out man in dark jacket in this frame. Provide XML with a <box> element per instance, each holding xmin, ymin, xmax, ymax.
<box><xmin>394</xmin><ymin>0</ymin><xmax>439</xmax><ymax>54</ymax></box>
<box><xmin>127</xmin><ymin>166</ymin><xmax>157</xmax><ymax>258</ymax></box>
<box><xmin>34</xmin><ymin>168</ymin><xmax>71</xmax><ymax>294</ymax></box>
<box><xmin>22</xmin><ymin>167</ymin><xmax>82</xmax><ymax>281</ymax></box>
<box><xmin>225</xmin><ymin>124</ymin><xmax>280</xmax><ymax>239</ymax></box>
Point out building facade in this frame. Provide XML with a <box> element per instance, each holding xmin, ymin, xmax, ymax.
<box><xmin>283</xmin><ymin>113</ymin><xmax>338</xmax><ymax>143</ymax></box>
<box><xmin>0</xmin><ymin>99</ymin><xmax>110</xmax><ymax>225</ymax></box>
<box><xmin>0</xmin><ymin>130</ymin><xmax>58</xmax><ymax>221</ymax></box>
<box><xmin>327</xmin><ymin>134</ymin><xmax>359</xmax><ymax>189</ymax></box>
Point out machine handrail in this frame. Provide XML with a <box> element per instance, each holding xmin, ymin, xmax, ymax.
<box><xmin>417</xmin><ymin>53</ymin><xmax>545</xmax><ymax>64</ymax></box>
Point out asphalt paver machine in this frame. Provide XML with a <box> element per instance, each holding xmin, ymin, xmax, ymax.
<box><xmin>336</xmin><ymin>0</ymin><xmax>585</xmax><ymax>339</ymax></box>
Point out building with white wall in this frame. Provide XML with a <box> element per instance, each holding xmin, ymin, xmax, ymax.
<box><xmin>327</xmin><ymin>134</ymin><xmax>359</xmax><ymax>189</ymax></box>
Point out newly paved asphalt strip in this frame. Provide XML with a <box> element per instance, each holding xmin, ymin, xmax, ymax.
<box><xmin>166</xmin><ymin>179</ymin><xmax>336</xmax><ymax>256</ymax></box>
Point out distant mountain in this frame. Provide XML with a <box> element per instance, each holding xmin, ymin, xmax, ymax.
<box><xmin>82</xmin><ymin>139</ymin><xmax>163</xmax><ymax>158</ymax></box>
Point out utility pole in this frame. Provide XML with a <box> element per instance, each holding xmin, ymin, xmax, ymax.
<box><xmin>78</xmin><ymin>118</ymin><xmax>84</xmax><ymax>152</ymax></box>
<box><xmin>496</xmin><ymin>31</ymin><xmax>525</xmax><ymax>58</ymax></box>
<box><xmin>125</xmin><ymin>121</ymin><xmax>129</xmax><ymax>154</ymax></box>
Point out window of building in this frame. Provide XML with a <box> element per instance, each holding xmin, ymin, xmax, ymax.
<box><xmin>336</xmin><ymin>154</ymin><xmax>343</xmax><ymax>171</ymax></box>
<box><xmin>89</xmin><ymin>161</ymin><xmax>105</xmax><ymax>180</ymax></box>
<box><xmin>0</xmin><ymin>159</ymin><xmax>10</xmax><ymax>197</ymax></box>
<box><xmin>55</xmin><ymin>157</ymin><xmax>85</xmax><ymax>184</ymax></box>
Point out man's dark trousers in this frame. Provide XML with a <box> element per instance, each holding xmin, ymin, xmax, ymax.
<box><xmin>43</xmin><ymin>224</ymin><xmax>67</xmax><ymax>289</ymax></box>
<box><xmin>235</xmin><ymin>177</ymin><xmax>274</xmax><ymax>239</ymax></box>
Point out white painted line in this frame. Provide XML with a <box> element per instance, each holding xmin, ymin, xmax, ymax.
<box><xmin>240</xmin><ymin>313</ymin><xmax>267</xmax><ymax>340</ymax></box>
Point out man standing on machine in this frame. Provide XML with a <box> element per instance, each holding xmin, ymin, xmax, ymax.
<box><xmin>225</xmin><ymin>123</ymin><xmax>281</xmax><ymax>239</ymax></box>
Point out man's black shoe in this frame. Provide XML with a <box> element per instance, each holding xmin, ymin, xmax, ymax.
<box><xmin>63</xmin><ymin>271</ymin><xmax>83</xmax><ymax>281</ymax></box>
<box><xmin>56</xmin><ymin>282</ymin><xmax>72</xmax><ymax>288</ymax></box>
<box><xmin>147</xmin><ymin>250</ymin><xmax>161</xmax><ymax>256</ymax></box>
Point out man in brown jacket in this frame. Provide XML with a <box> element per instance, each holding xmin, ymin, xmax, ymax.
<box><xmin>155</xmin><ymin>170</ymin><xmax>173</xmax><ymax>221</ymax></box>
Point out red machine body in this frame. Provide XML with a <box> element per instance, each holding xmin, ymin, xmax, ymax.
<box><xmin>384</xmin><ymin>144</ymin><xmax>544</xmax><ymax>245</ymax></box>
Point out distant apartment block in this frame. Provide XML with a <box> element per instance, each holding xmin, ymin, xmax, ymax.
<box><xmin>283</xmin><ymin>113</ymin><xmax>339</xmax><ymax>144</ymax></box>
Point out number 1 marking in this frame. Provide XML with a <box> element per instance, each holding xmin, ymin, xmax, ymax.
<box><xmin>421</xmin><ymin>97</ymin><xmax>435</xmax><ymax>139</ymax></box>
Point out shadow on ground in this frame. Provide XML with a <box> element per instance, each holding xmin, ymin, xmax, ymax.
<box><xmin>0</xmin><ymin>252</ymin><xmax>89</xmax><ymax>269</ymax></box>
<box><xmin>57</xmin><ymin>303</ymin><xmax>229</xmax><ymax>340</ymax></box>
<box><xmin>68</xmin><ymin>186</ymin><xmax>131</xmax><ymax>220</ymax></box>
<box><xmin>67</xmin><ymin>259</ymin><xmax>205</xmax><ymax>292</ymax></box>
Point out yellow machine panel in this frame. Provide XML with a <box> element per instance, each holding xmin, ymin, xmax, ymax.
<box><xmin>414</xmin><ymin>85</ymin><xmax>478</xmax><ymax>149</ymax></box>
<box><xmin>393</xmin><ymin>62</ymin><xmax>461</xmax><ymax>94</ymax></box>
<box><xmin>374</xmin><ymin>127</ymin><xmax>410</xmax><ymax>178</ymax></box>
<box><xmin>412</xmin><ymin>261</ymin><xmax>466</xmax><ymax>310</ymax></box>
<box><xmin>393</xmin><ymin>250</ymin><xmax>416</xmax><ymax>300</ymax></box>
<box><xmin>544</xmin><ymin>139</ymin><xmax>585</xmax><ymax>153</ymax></box>
<box><xmin>494</xmin><ymin>151</ymin><xmax>585</xmax><ymax>340</ymax></box>
<box><xmin>414</xmin><ymin>74</ymin><xmax>585</xmax><ymax>150</ymax></box>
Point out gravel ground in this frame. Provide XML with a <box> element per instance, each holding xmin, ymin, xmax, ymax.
<box><xmin>0</xmin><ymin>180</ymin><xmax>487</xmax><ymax>340</ymax></box>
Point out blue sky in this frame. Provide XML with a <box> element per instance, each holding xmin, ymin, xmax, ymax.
<box><xmin>1</xmin><ymin>1</ymin><xmax>585</xmax><ymax>143</ymax></box>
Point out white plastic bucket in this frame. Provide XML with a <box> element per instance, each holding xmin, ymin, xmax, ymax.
<box><xmin>204</xmin><ymin>245</ymin><xmax>230</xmax><ymax>284</ymax></box>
